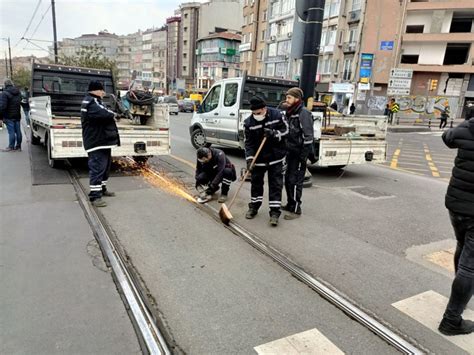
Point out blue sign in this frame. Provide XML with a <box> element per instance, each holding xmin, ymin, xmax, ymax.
<box><xmin>359</xmin><ymin>53</ymin><xmax>374</xmax><ymax>80</ymax></box>
<box><xmin>380</xmin><ymin>41</ymin><xmax>394</xmax><ymax>51</ymax></box>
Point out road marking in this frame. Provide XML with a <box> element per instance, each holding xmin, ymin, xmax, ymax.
<box><xmin>254</xmin><ymin>328</ymin><xmax>344</xmax><ymax>355</ymax></box>
<box><xmin>170</xmin><ymin>154</ymin><xmax>195</xmax><ymax>169</ymax></box>
<box><xmin>390</xmin><ymin>148</ymin><xmax>401</xmax><ymax>168</ymax></box>
<box><xmin>392</xmin><ymin>291</ymin><xmax>474</xmax><ymax>354</ymax></box>
<box><xmin>423</xmin><ymin>144</ymin><xmax>441</xmax><ymax>178</ymax></box>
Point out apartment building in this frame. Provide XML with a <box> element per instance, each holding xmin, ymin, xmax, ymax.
<box><xmin>54</xmin><ymin>31</ymin><xmax>120</xmax><ymax>61</ymax></box>
<box><xmin>240</xmin><ymin>0</ymin><xmax>268</xmax><ymax>76</ymax></box>
<box><xmin>179</xmin><ymin>2</ymin><xmax>201</xmax><ymax>90</ymax></box>
<box><xmin>167</xmin><ymin>16</ymin><xmax>182</xmax><ymax>93</ymax></box>
<box><xmin>196</xmin><ymin>31</ymin><xmax>242</xmax><ymax>89</ymax></box>
<box><xmin>116</xmin><ymin>34</ymin><xmax>134</xmax><ymax>88</ymax></box>
<box><xmin>395</xmin><ymin>0</ymin><xmax>474</xmax><ymax>117</ymax></box>
<box><xmin>152</xmin><ymin>28</ymin><xmax>167</xmax><ymax>92</ymax></box>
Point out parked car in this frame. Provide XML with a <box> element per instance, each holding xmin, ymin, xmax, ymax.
<box><xmin>162</xmin><ymin>96</ymin><xmax>179</xmax><ymax>115</ymax></box>
<box><xmin>181</xmin><ymin>99</ymin><xmax>195</xmax><ymax>112</ymax></box>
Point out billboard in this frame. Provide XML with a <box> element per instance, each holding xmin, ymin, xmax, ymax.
<box><xmin>359</xmin><ymin>53</ymin><xmax>374</xmax><ymax>82</ymax></box>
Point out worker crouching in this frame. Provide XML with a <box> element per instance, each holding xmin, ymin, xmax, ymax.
<box><xmin>195</xmin><ymin>147</ymin><xmax>237</xmax><ymax>203</ymax></box>
<box><xmin>244</xmin><ymin>96</ymin><xmax>289</xmax><ymax>226</ymax></box>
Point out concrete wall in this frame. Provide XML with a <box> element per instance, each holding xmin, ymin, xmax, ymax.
<box><xmin>199</xmin><ymin>0</ymin><xmax>243</xmax><ymax>38</ymax></box>
<box><xmin>418</xmin><ymin>43</ymin><xmax>446</xmax><ymax>65</ymax></box>
<box><xmin>406</xmin><ymin>11</ymin><xmax>433</xmax><ymax>33</ymax></box>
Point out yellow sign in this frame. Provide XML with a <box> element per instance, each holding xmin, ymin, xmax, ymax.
<box><xmin>360</xmin><ymin>77</ymin><xmax>369</xmax><ymax>84</ymax></box>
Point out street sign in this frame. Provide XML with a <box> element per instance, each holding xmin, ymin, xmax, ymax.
<box><xmin>387</xmin><ymin>88</ymin><xmax>410</xmax><ymax>96</ymax></box>
<box><xmin>388</xmin><ymin>78</ymin><xmax>412</xmax><ymax>89</ymax></box>
<box><xmin>380</xmin><ymin>41</ymin><xmax>394</xmax><ymax>51</ymax></box>
<box><xmin>389</xmin><ymin>68</ymin><xmax>413</xmax><ymax>79</ymax></box>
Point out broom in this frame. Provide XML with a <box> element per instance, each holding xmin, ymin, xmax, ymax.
<box><xmin>219</xmin><ymin>137</ymin><xmax>267</xmax><ymax>225</ymax></box>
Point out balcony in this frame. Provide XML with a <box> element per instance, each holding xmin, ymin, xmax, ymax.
<box><xmin>403</xmin><ymin>32</ymin><xmax>474</xmax><ymax>43</ymax></box>
<box><xmin>407</xmin><ymin>1</ymin><xmax>474</xmax><ymax>11</ymax></box>
<box><xmin>342</xmin><ymin>42</ymin><xmax>357</xmax><ymax>53</ymax></box>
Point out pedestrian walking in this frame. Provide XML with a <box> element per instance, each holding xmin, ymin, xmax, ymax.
<box><xmin>283</xmin><ymin>87</ymin><xmax>314</xmax><ymax>220</ymax></box>
<box><xmin>383</xmin><ymin>104</ymin><xmax>390</xmax><ymax>117</ymax></box>
<box><xmin>330</xmin><ymin>101</ymin><xmax>338</xmax><ymax>111</ymax></box>
<box><xmin>195</xmin><ymin>147</ymin><xmax>237</xmax><ymax>203</ymax></box>
<box><xmin>20</xmin><ymin>87</ymin><xmax>31</xmax><ymax>127</ymax></box>
<box><xmin>439</xmin><ymin>107</ymin><xmax>449</xmax><ymax>129</ymax></box>
<box><xmin>81</xmin><ymin>81</ymin><xmax>120</xmax><ymax>207</ymax></box>
<box><xmin>437</xmin><ymin>115</ymin><xmax>474</xmax><ymax>336</ymax></box>
<box><xmin>244</xmin><ymin>96</ymin><xmax>288</xmax><ymax>226</ymax></box>
<box><xmin>388</xmin><ymin>98</ymin><xmax>400</xmax><ymax>125</ymax></box>
<box><xmin>349</xmin><ymin>103</ymin><xmax>356</xmax><ymax>115</ymax></box>
<box><xmin>0</xmin><ymin>79</ymin><xmax>22</xmax><ymax>152</ymax></box>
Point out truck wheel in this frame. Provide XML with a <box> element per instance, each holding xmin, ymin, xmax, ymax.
<box><xmin>191</xmin><ymin>128</ymin><xmax>211</xmax><ymax>149</ymax></box>
<box><xmin>31</xmin><ymin>129</ymin><xmax>41</xmax><ymax>145</ymax></box>
<box><xmin>46</xmin><ymin>134</ymin><xmax>62</xmax><ymax>169</ymax></box>
<box><xmin>133</xmin><ymin>156</ymin><xmax>149</xmax><ymax>165</ymax></box>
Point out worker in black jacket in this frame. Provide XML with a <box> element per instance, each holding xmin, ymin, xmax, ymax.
<box><xmin>195</xmin><ymin>147</ymin><xmax>236</xmax><ymax>203</ymax></box>
<box><xmin>438</xmin><ymin>116</ymin><xmax>474</xmax><ymax>336</ymax></box>
<box><xmin>283</xmin><ymin>87</ymin><xmax>314</xmax><ymax>220</ymax></box>
<box><xmin>81</xmin><ymin>81</ymin><xmax>120</xmax><ymax>207</ymax></box>
<box><xmin>244</xmin><ymin>96</ymin><xmax>288</xmax><ymax>226</ymax></box>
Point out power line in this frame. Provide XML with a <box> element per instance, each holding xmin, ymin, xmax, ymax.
<box><xmin>14</xmin><ymin>0</ymin><xmax>43</xmax><ymax>47</ymax></box>
<box><xmin>23</xmin><ymin>38</ymin><xmax>54</xmax><ymax>55</ymax></box>
<box><xmin>29</xmin><ymin>3</ymin><xmax>52</xmax><ymax>41</ymax></box>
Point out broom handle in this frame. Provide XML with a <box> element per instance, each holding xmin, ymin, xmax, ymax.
<box><xmin>227</xmin><ymin>137</ymin><xmax>267</xmax><ymax>210</ymax></box>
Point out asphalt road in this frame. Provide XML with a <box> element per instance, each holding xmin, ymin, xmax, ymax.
<box><xmin>385</xmin><ymin>131</ymin><xmax>456</xmax><ymax>181</ymax></box>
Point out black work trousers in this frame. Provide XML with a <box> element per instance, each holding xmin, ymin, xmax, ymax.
<box><xmin>443</xmin><ymin>211</ymin><xmax>474</xmax><ymax>323</ymax></box>
<box><xmin>196</xmin><ymin>166</ymin><xmax>236</xmax><ymax>195</ymax></box>
<box><xmin>88</xmin><ymin>149</ymin><xmax>112</xmax><ymax>201</ymax></box>
<box><xmin>249</xmin><ymin>162</ymin><xmax>283</xmax><ymax>217</ymax></box>
<box><xmin>285</xmin><ymin>153</ymin><xmax>307</xmax><ymax>214</ymax></box>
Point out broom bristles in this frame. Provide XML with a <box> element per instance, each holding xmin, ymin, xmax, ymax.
<box><xmin>219</xmin><ymin>203</ymin><xmax>233</xmax><ymax>225</ymax></box>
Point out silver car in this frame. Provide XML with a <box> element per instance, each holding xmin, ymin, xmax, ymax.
<box><xmin>163</xmin><ymin>96</ymin><xmax>179</xmax><ymax>115</ymax></box>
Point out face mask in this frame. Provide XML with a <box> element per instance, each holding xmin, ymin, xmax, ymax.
<box><xmin>253</xmin><ymin>114</ymin><xmax>265</xmax><ymax>121</ymax></box>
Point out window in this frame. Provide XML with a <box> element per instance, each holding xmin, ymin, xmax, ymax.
<box><xmin>330</xmin><ymin>1</ymin><xmax>341</xmax><ymax>17</ymax></box>
<box><xmin>202</xmin><ymin>85</ymin><xmax>221</xmax><ymax>112</ymax></box>
<box><xmin>351</xmin><ymin>0</ymin><xmax>361</xmax><ymax>11</ymax></box>
<box><xmin>183</xmin><ymin>66</ymin><xmax>187</xmax><ymax>71</ymax></box>
<box><xmin>263</xmin><ymin>10</ymin><xmax>267</xmax><ymax>21</ymax></box>
<box><xmin>250</xmin><ymin>13</ymin><xmax>254</xmax><ymax>23</ymax></box>
<box><xmin>222</xmin><ymin>68</ymin><xmax>229</xmax><ymax>79</ymax></box>
<box><xmin>443</xmin><ymin>43</ymin><xmax>470</xmax><ymax>65</ymax></box>
<box><xmin>400</xmin><ymin>54</ymin><xmax>419</xmax><ymax>64</ymax></box>
<box><xmin>406</xmin><ymin>25</ymin><xmax>424</xmax><ymax>33</ymax></box>
<box><xmin>184</xmin><ymin>40</ymin><xmax>187</xmax><ymax>46</ymax></box>
<box><xmin>327</xmin><ymin>27</ymin><xmax>337</xmax><ymax>45</ymax></box>
<box><xmin>266</xmin><ymin>63</ymin><xmax>275</xmax><ymax>77</ymax></box>
<box><xmin>275</xmin><ymin>62</ymin><xmax>287</xmax><ymax>77</ymax></box>
<box><xmin>183</xmin><ymin>53</ymin><xmax>187</xmax><ymax>58</ymax></box>
<box><xmin>323</xmin><ymin>1</ymin><xmax>330</xmax><ymax>19</ymax></box>
<box><xmin>334</xmin><ymin>59</ymin><xmax>339</xmax><ymax>74</ymax></box>
<box><xmin>343</xmin><ymin>58</ymin><xmax>352</xmax><ymax>80</ymax></box>
<box><xmin>261</xmin><ymin>29</ymin><xmax>266</xmax><ymax>41</ymax></box>
<box><xmin>224</xmin><ymin>82</ymin><xmax>238</xmax><ymax>106</ymax></box>
<box><xmin>184</xmin><ymin>13</ymin><xmax>188</xmax><ymax>19</ymax></box>
<box><xmin>450</xmin><ymin>16</ymin><xmax>473</xmax><ymax>33</ymax></box>
<box><xmin>259</xmin><ymin>49</ymin><xmax>264</xmax><ymax>59</ymax></box>
<box><xmin>277</xmin><ymin>40</ymin><xmax>290</xmax><ymax>56</ymax></box>
<box><xmin>184</xmin><ymin>27</ymin><xmax>188</xmax><ymax>32</ymax></box>
<box><xmin>348</xmin><ymin>27</ymin><xmax>358</xmax><ymax>42</ymax></box>
<box><xmin>267</xmin><ymin>42</ymin><xmax>277</xmax><ymax>56</ymax></box>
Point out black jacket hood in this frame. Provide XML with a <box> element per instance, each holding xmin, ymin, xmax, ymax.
<box><xmin>5</xmin><ymin>85</ymin><xmax>20</xmax><ymax>96</ymax></box>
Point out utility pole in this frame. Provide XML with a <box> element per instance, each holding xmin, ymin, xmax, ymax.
<box><xmin>4</xmin><ymin>51</ymin><xmax>8</xmax><ymax>78</ymax></box>
<box><xmin>298</xmin><ymin>0</ymin><xmax>325</xmax><ymax>108</ymax></box>
<box><xmin>7</xmin><ymin>37</ymin><xmax>13</xmax><ymax>78</ymax></box>
<box><xmin>51</xmin><ymin>0</ymin><xmax>59</xmax><ymax>63</ymax></box>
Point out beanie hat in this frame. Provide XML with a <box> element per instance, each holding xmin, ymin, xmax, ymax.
<box><xmin>249</xmin><ymin>96</ymin><xmax>266</xmax><ymax>111</ymax></box>
<box><xmin>286</xmin><ymin>87</ymin><xmax>303</xmax><ymax>100</ymax></box>
<box><xmin>4</xmin><ymin>79</ymin><xmax>13</xmax><ymax>87</ymax></box>
<box><xmin>197</xmin><ymin>147</ymin><xmax>211</xmax><ymax>160</ymax></box>
<box><xmin>88</xmin><ymin>80</ymin><xmax>104</xmax><ymax>92</ymax></box>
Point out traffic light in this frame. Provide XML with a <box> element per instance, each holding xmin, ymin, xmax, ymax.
<box><xmin>430</xmin><ymin>79</ymin><xmax>438</xmax><ymax>91</ymax></box>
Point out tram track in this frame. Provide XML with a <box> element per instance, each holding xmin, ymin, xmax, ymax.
<box><xmin>70</xmin><ymin>156</ymin><xmax>427</xmax><ymax>354</ymax></box>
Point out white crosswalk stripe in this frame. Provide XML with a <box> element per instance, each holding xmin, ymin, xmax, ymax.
<box><xmin>392</xmin><ymin>290</ymin><xmax>474</xmax><ymax>353</ymax></box>
<box><xmin>254</xmin><ymin>328</ymin><xmax>344</xmax><ymax>355</ymax></box>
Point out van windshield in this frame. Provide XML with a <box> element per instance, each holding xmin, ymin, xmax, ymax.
<box><xmin>164</xmin><ymin>96</ymin><xmax>178</xmax><ymax>104</ymax></box>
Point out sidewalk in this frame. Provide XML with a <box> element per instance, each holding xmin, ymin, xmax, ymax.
<box><xmin>0</xmin><ymin>127</ymin><xmax>140</xmax><ymax>354</ymax></box>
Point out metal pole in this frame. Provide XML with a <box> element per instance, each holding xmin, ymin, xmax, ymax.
<box><xmin>4</xmin><ymin>51</ymin><xmax>8</xmax><ymax>78</ymax></box>
<box><xmin>299</xmin><ymin>0</ymin><xmax>325</xmax><ymax>108</ymax></box>
<box><xmin>51</xmin><ymin>0</ymin><xmax>59</xmax><ymax>63</ymax></box>
<box><xmin>7</xmin><ymin>37</ymin><xmax>13</xmax><ymax>78</ymax></box>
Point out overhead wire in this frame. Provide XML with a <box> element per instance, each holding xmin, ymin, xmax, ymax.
<box><xmin>14</xmin><ymin>0</ymin><xmax>43</xmax><ymax>48</ymax></box>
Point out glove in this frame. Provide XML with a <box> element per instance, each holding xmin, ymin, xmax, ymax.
<box><xmin>246</xmin><ymin>159</ymin><xmax>254</xmax><ymax>172</ymax></box>
<box><xmin>264</xmin><ymin>128</ymin><xmax>274</xmax><ymax>138</ymax></box>
<box><xmin>206</xmin><ymin>184</ymin><xmax>217</xmax><ymax>195</ymax></box>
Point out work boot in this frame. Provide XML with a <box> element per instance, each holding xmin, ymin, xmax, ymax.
<box><xmin>91</xmin><ymin>198</ymin><xmax>107</xmax><ymax>207</ymax></box>
<box><xmin>218</xmin><ymin>194</ymin><xmax>228</xmax><ymax>203</ymax></box>
<box><xmin>102</xmin><ymin>190</ymin><xmax>116</xmax><ymax>197</ymax></box>
<box><xmin>439</xmin><ymin>318</ymin><xmax>474</xmax><ymax>336</ymax></box>
<box><xmin>245</xmin><ymin>208</ymin><xmax>258</xmax><ymax>219</ymax></box>
<box><xmin>284</xmin><ymin>212</ymin><xmax>301</xmax><ymax>220</ymax></box>
<box><xmin>14</xmin><ymin>146</ymin><xmax>21</xmax><ymax>151</ymax></box>
<box><xmin>269</xmin><ymin>215</ymin><xmax>279</xmax><ymax>227</ymax></box>
<box><xmin>2</xmin><ymin>147</ymin><xmax>14</xmax><ymax>152</ymax></box>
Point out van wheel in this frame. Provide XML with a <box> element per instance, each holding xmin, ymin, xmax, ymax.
<box><xmin>46</xmin><ymin>134</ymin><xmax>62</xmax><ymax>169</ymax></box>
<box><xmin>191</xmin><ymin>128</ymin><xmax>211</xmax><ymax>149</ymax></box>
<box><xmin>31</xmin><ymin>129</ymin><xmax>41</xmax><ymax>145</ymax></box>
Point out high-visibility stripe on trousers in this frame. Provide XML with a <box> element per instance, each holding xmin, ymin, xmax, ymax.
<box><xmin>249</xmin><ymin>161</ymin><xmax>284</xmax><ymax>217</ymax></box>
<box><xmin>88</xmin><ymin>148</ymin><xmax>112</xmax><ymax>201</ymax></box>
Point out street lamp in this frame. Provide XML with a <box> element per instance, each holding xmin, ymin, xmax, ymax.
<box><xmin>1</xmin><ymin>37</ymin><xmax>13</xmax><ymax>78</ymax></box>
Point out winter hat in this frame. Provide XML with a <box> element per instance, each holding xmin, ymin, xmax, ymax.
<box><xmin>286</xmin><ymin>87</ymin><xmax>303</xmax><ymax>100</ymax></box>
<box><xmin>250</xmin><ymin>96</ymin><xmax>266</xmax><ymax>111</ymax></box>
<box><xmin>88</xmin><ymin>80</ymin><xmax>104</xmax><ymax>92</ymax></box>
<box><xmin>4</xmin><ymin>79</ymin><xmax>13</xmax><ymax>87</ymax></box>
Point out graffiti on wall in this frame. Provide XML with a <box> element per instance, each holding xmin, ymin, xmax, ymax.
<box><xmin>367</xmin><ymin>96</ymin><xmax>387</xmax><ymax>111</ymax></box>
<box><xmin>397</xmin><ymin>96</ymin><xmax>458</xmax><ymax>116</ymax></box>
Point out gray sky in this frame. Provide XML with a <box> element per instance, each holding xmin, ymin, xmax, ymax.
<box><xmin>0</xmin><ymin>0</ymin><xmax>203</xmax><ymax>58</ymax></box>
